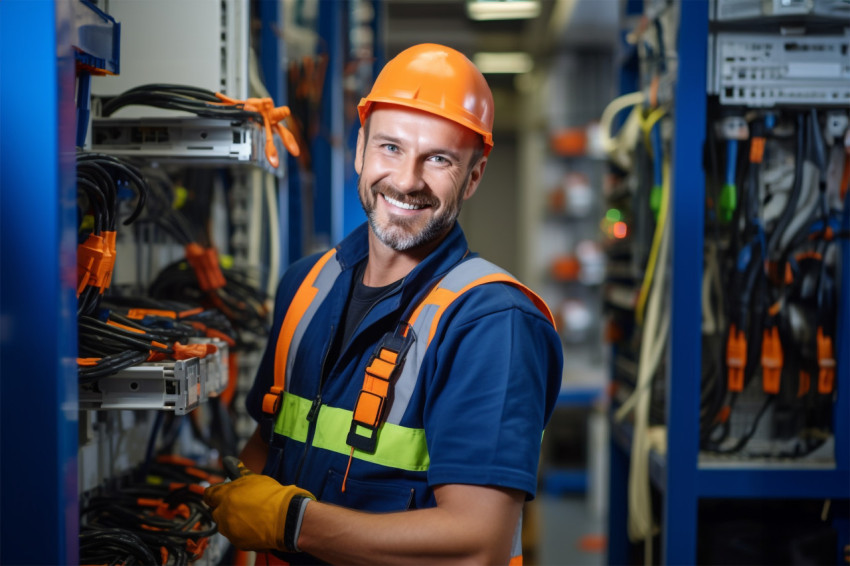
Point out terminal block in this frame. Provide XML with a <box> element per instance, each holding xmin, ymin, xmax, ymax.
<box><xmin>188</xmin><ymin>337</ymin><xmax>230</xmax><ymax>398</ymax></box>
<box><xmin>79</xmin><ymin>358</ymin><xmax>202</xmax><ymax>415</ymax></box>
<box><xmin>90</xmin><ymin>117</ymin><xmax>283</xmax><ymax>175</ymax></box>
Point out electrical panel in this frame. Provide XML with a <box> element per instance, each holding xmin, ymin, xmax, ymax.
<box><xmin>598</xmin><ymin>0</ymin><xmax>849</xmax><ymax>562</ymax></box>
<box><xmin>73</xmin><ymin>1</ymin><xmax>285</xmax><ymax>562</ymax></box>
<box><xmin>709</xmin><ymin>31</ymin><xmax>850</xmax><ymax>107</ymax></box>
<box><xmin>91</xmin><ymin>0</ymin><xmax>248</xmax><ymax>108</ymax></box>
<box><xmin>711</xmin><ymin>0</ymin><xmax>850</xmax><ymax>21</ymax></box>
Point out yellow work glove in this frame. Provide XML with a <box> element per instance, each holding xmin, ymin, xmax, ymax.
<box><xmin>204</xmin><ymin>461</ymin><xmax>314</xmax><ymax>552</ymax></box>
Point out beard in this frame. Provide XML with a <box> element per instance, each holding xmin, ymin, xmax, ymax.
<box><xmin>359</xmin><ymin>178</ymin><xmax>465</xmax><ymax>251</ymax></box>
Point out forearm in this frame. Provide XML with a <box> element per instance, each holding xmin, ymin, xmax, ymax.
<box><xmin>297</xmin><ymin>484</ymin><xmax>523</xmax><ymax>566</ymax></box>
<box><xmin>238</xmin><ymin>426</ymin><xmax>269</xmax><ymax>473</ymax></box>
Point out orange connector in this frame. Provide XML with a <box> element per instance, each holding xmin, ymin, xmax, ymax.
<box><xmin>797</xmin><ymin>370</ymin><xmax>811</xmax><ymax>398</ymax></box>
<box><xmin>214</xmin><ymin>93</ymin><xmax>300</xmax><ymax>167</ymax></box>
<box><xmin>817</xmin><ymin>327</ymin><xmax>836</xmax><ymax>394</ymax></box>
<box><xmin>172</xmin><ymin>341</ymin><xmax>217</xmax><ymax>360</ymax></box>
<box><xmin>760</xmin><ymin>326</ymin><xmax>783</xmax><ymax>394</ymax></box>
<box><xmin>726</xmin><ymin>324</ymin><xmax>747</xmax><ymax>392</ymax></box>
<box><xmin>76</xmin><ymin>233</ymin><xmax>105</xmax><ymax>296</ymax></box>
<box><xmin>749</xmin><ymin>136</ymin><xmax>766</xmax><ymax>164</ymax></box>
<box><xmin>185</xmin><ymin>243</ymin><xmax>226</xmax><ymax>292</ymax></box>
<box><xmin>99</xmin><ymin>230</ymin><xmax>117</xmax><ymax>293</ymax></box>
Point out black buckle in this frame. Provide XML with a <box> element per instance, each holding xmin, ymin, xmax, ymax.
<box><xmin>345</xmin><ymin>324</ymin><xmax>416</xmax><ymax>454</ymax></box>
<box><xmin>347</xmin><ymin>409</ymin><xmax>381</xmax><ymax>453</ymax></box>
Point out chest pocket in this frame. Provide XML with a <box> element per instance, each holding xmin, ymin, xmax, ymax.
<box><xmin>320</xmin><ymin>469</ymin><xmax>415</xmax><ymax>512</ymax></box>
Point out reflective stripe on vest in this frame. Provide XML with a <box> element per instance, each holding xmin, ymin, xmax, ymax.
<box><xmin>268</xmin><ymin>253</ymin><xmax>547</xmax><ymax>564</ymax></box>
<box><xmin>269</xmin><ymin>253</ymin><xmax>554</xmax><ymax>470</ymax></box>
<box><xmin>385</xmin><ymin>257</ymin><xmax>555</xmax><ymax>425</ymax></box>
<box><xmin>262</xmin><ymin>249</ymin><xmax>340</xmax><ymax>416</ymax></box>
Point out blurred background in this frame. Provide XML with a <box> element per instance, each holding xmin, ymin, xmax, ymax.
<box><xmin>2</xmin><ymin>0</ymin><xmax>849</xmax><ymax>564</ymax></box>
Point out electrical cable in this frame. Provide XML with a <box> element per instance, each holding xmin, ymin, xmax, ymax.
<box><xmin>615</xmin><ymin>158</ymin><xmax>671</xmax><ymax>553</ymax></box>
<box><xmin>265</xmin><ymin>171</ymin><xmax>281</xmax><ymax>298</ymax></box>
<box><xmin>635</xmin><ymin>110</ymin><xmax>669</xmax><ymax>324</ymax></box>
<box><xmin>597</xmin><ymin>91</ymin><xmax>645</xmax><ymax>172</ymax></box>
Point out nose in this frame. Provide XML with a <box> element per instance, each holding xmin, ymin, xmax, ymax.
<box><xmin>392</xmin><ymin>155</ymin><xmax>424</xmax><ymax>194</ymax></box>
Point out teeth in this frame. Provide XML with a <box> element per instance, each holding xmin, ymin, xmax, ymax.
<box><xmin>383</xmin><ymin>194</ymin><xmax>423</xmax><ymax>210</ymax></box>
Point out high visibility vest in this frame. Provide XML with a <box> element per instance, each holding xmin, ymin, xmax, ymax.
<box><xmin>262</xmin><ymin>248</ymin><xmax>555</xmax><ymax>564</ymax></box>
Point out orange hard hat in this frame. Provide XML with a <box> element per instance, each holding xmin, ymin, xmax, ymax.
<box><xmin>357</xmin><ymin>43</ymin><xmax>495</xmax><ymax>155</ymax></box>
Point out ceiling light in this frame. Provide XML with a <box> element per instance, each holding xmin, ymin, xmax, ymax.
<box><xmin>473</xmin><ymin>52</ymin><xmax>533</xmax><ymax>74</ymax></box>
<box><xmin>466</xmin><ymin>0</ymin><xmax>541</xmax><ymax>21</ymax></box>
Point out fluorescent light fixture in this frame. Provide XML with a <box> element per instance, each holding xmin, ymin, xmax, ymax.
<box><xmin>466</xmin><ymin>0</ymin><xmax>541</xmax><ymax>21</ymax></box>
<box><xmin>473</xmin><ymin>52</ymin><xmax>534</xmax><ymax>74</ymax></box>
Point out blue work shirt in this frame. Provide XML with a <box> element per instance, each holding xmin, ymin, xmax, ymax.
<box><xmin>245</xmin><ymin>222</ymin><xmax>562</xmax><ymax>547</ymax></box>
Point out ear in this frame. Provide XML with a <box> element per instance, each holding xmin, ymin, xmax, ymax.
<box><xmin>462</xmin><ymin>157</ymin><xmax>487</xmax><ymax>200</ymax></box>
<box><xmin>354</xmin><ymin>127</ymin><xmax>365</xmax><ymax>175</ymax></box>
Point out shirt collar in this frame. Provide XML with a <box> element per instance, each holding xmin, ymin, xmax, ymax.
<box><xmin>334</xmin><ymin>221</ymin><xmax>472</xmax><ymax>293</ymax></box>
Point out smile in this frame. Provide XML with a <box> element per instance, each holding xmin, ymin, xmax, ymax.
<box><xmin>382</xmin><ymin>194</ymin><xmax>426</xmax><ymax>211</ymax></box>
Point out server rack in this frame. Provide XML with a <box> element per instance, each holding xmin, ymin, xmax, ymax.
<box><xmin>606</xmin><ymin>1</ymin><xmax>850</xmax><ymax>563</ymax></box>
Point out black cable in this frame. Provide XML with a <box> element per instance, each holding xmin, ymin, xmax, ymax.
<box><xmin>101</xmin><ymin>84</ymin><xmax>260</xmax><ymax>122</ymax></box>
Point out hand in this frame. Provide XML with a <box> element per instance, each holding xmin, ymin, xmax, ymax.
<box><xmin>204</xmin><ymin>464</ymin><xmax>314</xmax><ymax>552</ymax></box>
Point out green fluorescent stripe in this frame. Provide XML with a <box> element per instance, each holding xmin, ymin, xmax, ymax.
<box><xmin>274</xmin><ymin>393</ymin><xmax>430</xmax><ymax>472</ymax></box>
<box><xmin>275</xmin><ymin>392</ymin><xmax>311</xmax><ymax>442</ymax></box>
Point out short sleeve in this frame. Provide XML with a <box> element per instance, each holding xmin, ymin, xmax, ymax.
<box><xmin>422</xmin><ymin>285</ymin><xmax>563</xmax><ymax>499</ymax></box>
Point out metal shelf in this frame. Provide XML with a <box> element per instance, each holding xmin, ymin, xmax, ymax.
<box><xmin>90</xmin><ymin>116</ymin><xmax>285</xmax><ymax>176</ymax></box>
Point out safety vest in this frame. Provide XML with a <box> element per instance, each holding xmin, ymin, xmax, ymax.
<box><xmin>262</xmin><ymin>248</ymin><xmax>555</xmax><ymax>565</ymax></box>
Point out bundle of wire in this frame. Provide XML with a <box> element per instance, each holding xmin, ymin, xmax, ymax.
<box><xmin>100</xmin><ymin>83</ymin><xmax>300</xmax><ymax>168</ymax></box>
<box><xmin>76</xmin><ymin>152</ymin><xmax>149</xmax><ymax>316</ymax></box>
<box><xmin>101</xmin><ymin>84</ymin><xmax>260</xmax><ymax>122</ymax></box>
<box><xmin>701</xmin><ymin>109</ymin><xmax>848</xmax><ymax>457</ymax></box>
<box><xmin>80</xmin><ymin>457</ymin><xmax>221</xmax><ymax>566</ymax></box>
<box><xmin>133</xmin><ymin>170</ymin><xmax>271</xmax><ymax>343</ymax></box>
<box><xmin>77</xmin><ymin>299</ymin><xmax>236</xmax><ymax>382</ymax></box>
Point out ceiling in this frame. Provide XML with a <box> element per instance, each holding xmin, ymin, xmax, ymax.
<box><xmin>381</xmin><ymin>0</ymin><xmax>622</xmax><ymax>133</ymax></box>
<box><xmin>382</xmin><ymin>0</ymin><xmax>621</xmax><ymax>60</ymax></box>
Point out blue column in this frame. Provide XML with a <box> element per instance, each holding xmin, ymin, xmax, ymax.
<box><xmin>663</xmin><ymin>1</ymin><xmax>708</xmax><ymax>564</ymax></box>
<box><xmin>314</xmin><ymin>0</ymin><xmax>345</xmax><ymax>246</ymax></box>
<box><xmin>258</xmin><ymin>0</ymin><xmax>292</xmax><ymax>270</ymax></box>
<box><xmin>1</xmin><ymin>1</ymin><xmax>78</xmax><ymax>563</ymax></box>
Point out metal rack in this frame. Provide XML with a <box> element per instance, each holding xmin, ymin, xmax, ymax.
<box><xmin>0</xmin><ymin>1</ymin><xmax>376</xmax><ymax>562</ymax></box>
<box><xmin>606</xmin><ymin>1</ymin><xmax>850</xmax><ymax>563</ymax></box>
<box><xmin>0</xmin><ymin>2</ymin><xmax>79</xmax><ymax>563</ymax></box>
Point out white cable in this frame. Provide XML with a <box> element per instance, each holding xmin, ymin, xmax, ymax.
<box><xmin>598</xmin><ymin>91</ymin><xmax>645</xmax><ymax>172</ymax></box>
<box><xmin>265</xmin><ymin>171</ymin><xmax>281</xmax><ymax>300</ymax></box>
<box><xmin>778</xmin><ymin>161</ymin><xmax>819</xmax><ymax>253</ymax></box>
<box><xmin>702</xmin><ymin>242</ymin><xmax>722</xmax><ymax>334</ymax></box>
<box><xmin>248</xmin><ymin>46</ymin><xmax>272</xmax><ymax>99</ymax></box>
<box><xmin>626</xmin><ymin>204</ymin><xmax>670</xmax><ymax>552</ymax></box>
<box><xmin>247</xmin><ymin>169</ymin><xmax>264</xmax><ymax>271</ymax></box>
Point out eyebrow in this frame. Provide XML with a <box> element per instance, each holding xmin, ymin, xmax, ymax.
<box><xmin>370</xmin><ymin>133</ymin><xmax>463</xmax><ymax>164</ymax></box>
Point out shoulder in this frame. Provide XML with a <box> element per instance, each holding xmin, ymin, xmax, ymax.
<box><xmin>450</xmin><ymin>281</ymin><xmax>553</xmax><ymax>328</ymax></box>
<box><xmin>279</xmin><ymin>251</ymin><xmax>332</xmax><ymax>290</ymax></box>
<box><xmin>270</xmin><ymin>251</ymin><xmax>336</xmax><ymax>316</ymax></box>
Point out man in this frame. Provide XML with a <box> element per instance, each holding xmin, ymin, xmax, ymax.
<box><xmin>205</xmin><ymin>43</ymin><xmax>563</xmax><ymax>565</ymax></box>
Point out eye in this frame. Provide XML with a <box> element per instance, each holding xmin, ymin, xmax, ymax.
<box><xmin>428</xmin><ymin>155</ymin><xmax>451</xmax><ymax>165</ymax></box>
<box><xmin>383</xmin><ymin>143</ymin><xmax>399</xmax><ymax>153</ymax></box>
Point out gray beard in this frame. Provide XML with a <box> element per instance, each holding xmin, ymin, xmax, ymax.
<box><xmin>360</xmin><ymin>182</ymin><xmax>464</xmax><ymax>251</ymax></box>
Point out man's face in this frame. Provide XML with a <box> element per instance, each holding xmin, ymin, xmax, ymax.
<box><xmin>355</xmin><ymin>105</ymin><xmax>486</xmax><ymax>252</ymax></box>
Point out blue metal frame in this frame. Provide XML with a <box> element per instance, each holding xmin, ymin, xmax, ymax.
<box><xmin>0</xmin><ymin>1</ymin><xmax>78</xmax><ymax>563</ymax></box>
<box><xmin>258</xmin><ymin>0</ymin><xmax>292</xmax><ymax>271</ymax></box>
<box><xmin>313</xmin><ymin>0</ymin><xmax>345</xmax><ymax>247</ymax></box>
<box><xmin>343</xmin><ymin>0</ymin><xmax>385</xmax><ymax>238</ymax></box>
<box><xmin>663</xmin><ymin>1</ymin><xmax>708</xmax><ymax>563</ymax></box>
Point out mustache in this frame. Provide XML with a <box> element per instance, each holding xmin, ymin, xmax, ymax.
<box><xmin>371</xmin><ymin>182</ymin><xmax>439</xmax><ymax>208</ymax></box>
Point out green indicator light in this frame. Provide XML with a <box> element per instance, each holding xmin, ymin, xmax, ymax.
<box><xmin>605</xmin><ymin>208</ymin><xmax>622</xmax><ymax>222</ymax></box>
